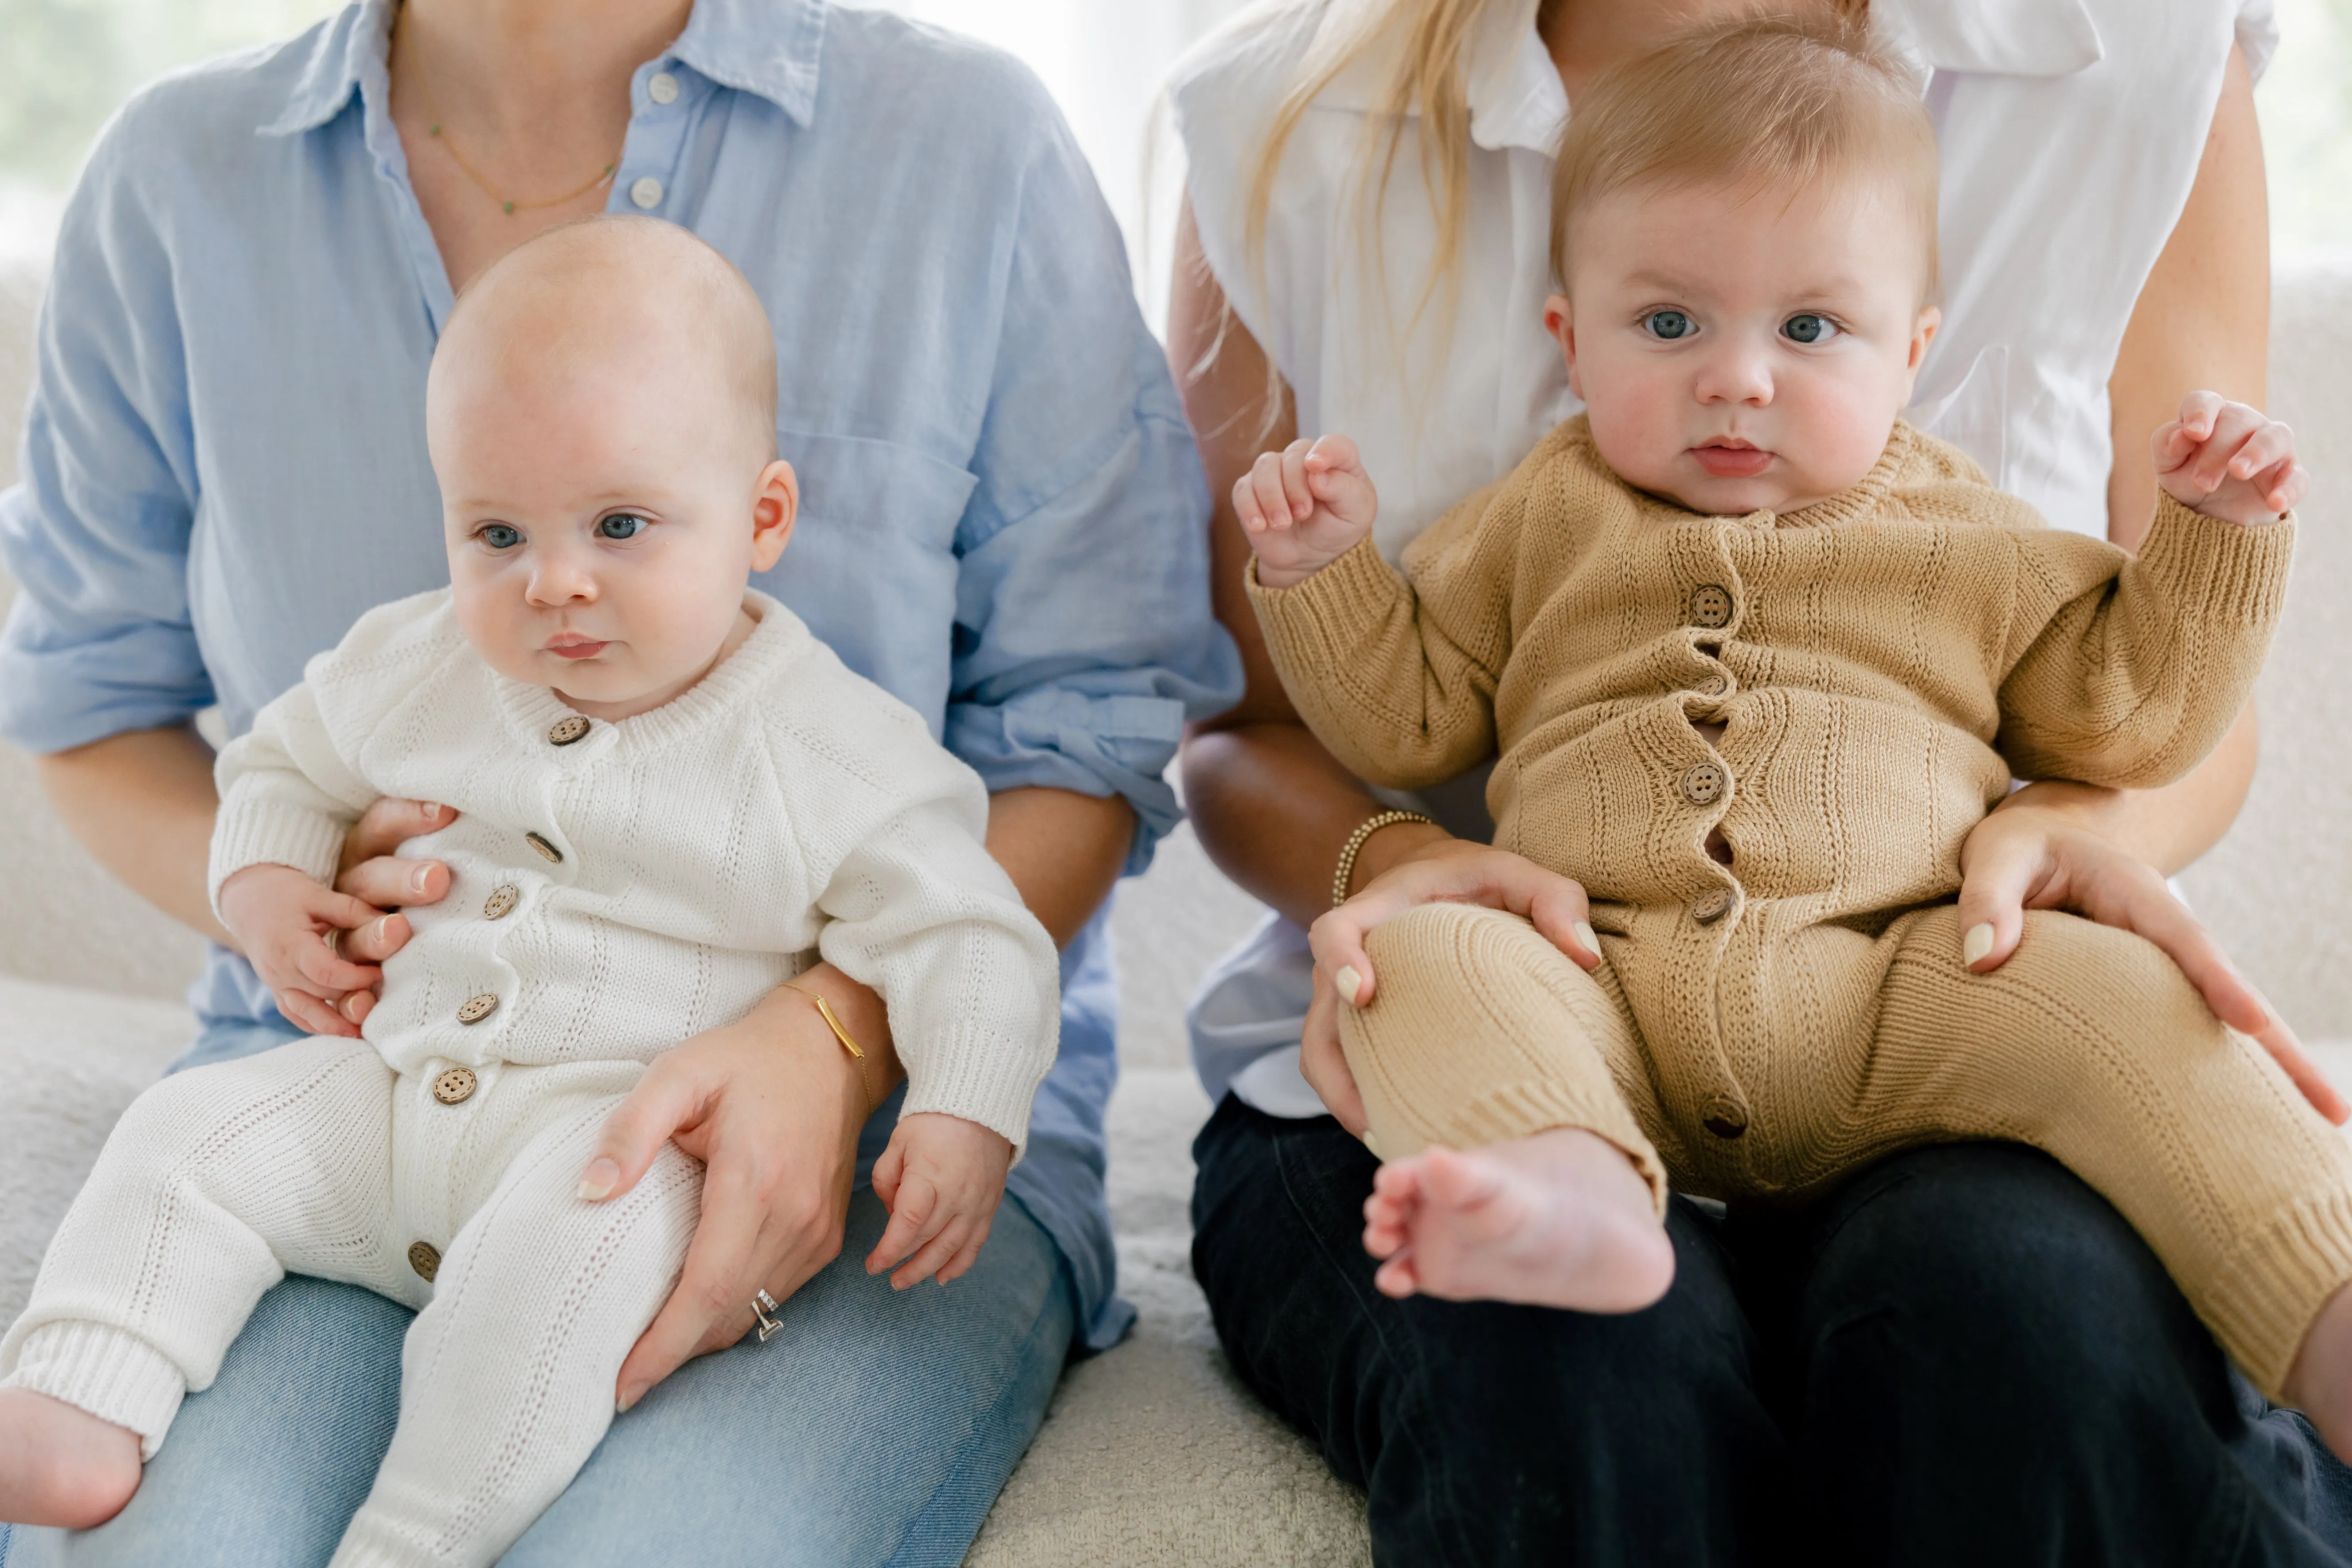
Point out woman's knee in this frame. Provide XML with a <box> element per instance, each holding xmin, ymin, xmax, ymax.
<box><xmin>1791</xmin><ymin>1144</ymin><xmax>2222</xmax><ymax>1423</ymax></box>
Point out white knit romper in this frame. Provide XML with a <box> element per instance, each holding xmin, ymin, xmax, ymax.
<box><xmin>0</xmin><ymin>588</ymin><xmax>1061</xmax><ymax>1568</ymax></box>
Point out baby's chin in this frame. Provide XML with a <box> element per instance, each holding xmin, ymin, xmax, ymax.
<box><xmin>1626</xmin><ymin>454</ymin><xmax>1856</xmax><ymax>519</ymax></box>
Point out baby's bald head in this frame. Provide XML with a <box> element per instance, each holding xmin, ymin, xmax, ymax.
<box><xmin>429</xmin><ymin>215</ymin><xmax>777</xmax><ymax>472</ymax></box>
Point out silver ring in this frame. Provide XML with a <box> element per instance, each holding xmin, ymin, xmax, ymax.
<box><xmin>751</xmin><ymin>1288</ymin><xmax>782</xmax><ymax>1343</ymax></box>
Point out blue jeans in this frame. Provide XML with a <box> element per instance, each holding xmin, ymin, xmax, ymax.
<box><xmin>5</xmin><ymin>1021</ymin><xmax>1076</xmax><ymax>1566</ymax></box>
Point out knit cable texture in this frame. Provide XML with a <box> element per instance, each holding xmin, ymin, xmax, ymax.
<box><xmin>1251</xmin><ymin>418</ymin><xmax>2352</xmax><ymax>1396</ymax></box>
<box><xmin>204</xmin><ymin>588</ymin><xmax>1060</xmax><ymax>1153</ymax></box>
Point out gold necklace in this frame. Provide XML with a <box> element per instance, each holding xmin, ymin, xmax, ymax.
<box><xmin>410</xmin><ymin>76</ymin><xmax>619</xmax><ymax>216</ymax></box>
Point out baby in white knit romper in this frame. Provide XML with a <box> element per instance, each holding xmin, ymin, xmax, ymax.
<box><xmin>0</xmin><ymin>216</ymin><xmax>1063</xmax><ymax>1564</ymax></box>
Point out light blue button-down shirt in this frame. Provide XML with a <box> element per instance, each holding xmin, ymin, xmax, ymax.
<box><xmin>0</xmin><ymin>0</ymin><xmax>1240</xmax><ymax>1349</ymax></box>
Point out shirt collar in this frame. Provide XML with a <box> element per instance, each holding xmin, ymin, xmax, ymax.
<box><xmin>261</xmin><ymin>0</ymin><xmax>828</xmax><ymax>139</ymax></box>
<box><xmin>1463</xmin><ymin>0</ymin><xmax>1562</xmax><ymax>154</ymax></box>
<box><xmin>1870</xmin><ymin>0</ymin><xmax>2102</xmax><ymax>78</ymax></box>
<box><xmin>1306</xmin><ymin>0</ymin><xmax>1563</xmax><ymax>153</ymax></box>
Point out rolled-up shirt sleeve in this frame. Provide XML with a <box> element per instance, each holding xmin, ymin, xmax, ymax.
<box><xmin>944</xmin><ymin>95</ymin><xmax>1243</xmax><ymax>873</ymax></box>
<box><xmin>0</xmin><ymin>103</ymin><xmax>209</xmax><ymax>755</ymax></box>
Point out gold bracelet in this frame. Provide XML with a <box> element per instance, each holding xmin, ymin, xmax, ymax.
<box><xmin>781</xmin><ymin>980</ymin><xmax>877</xmax><ymax>1113</ymax></box>
<box><xmin>1331</xmin><ymin>809</ymin><xmax>1434</xmax><ymax>908</ymax></box>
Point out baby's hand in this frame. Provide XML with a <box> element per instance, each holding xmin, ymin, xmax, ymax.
<box><xmin>216</xmin><ymin>864</ymin><xmax>387</xmax><ymax>1039</ymax></box>
<box><xmin>2153</xmin><ymin>391</ymin><xmax>2307</xmax><ymax>527</ymax></box>
<box><xmin>866</xmin><ymin>1111</ymin><xmax>1012</xmax><ymax>1290</ymax></box>
<box><xmin>1235</xmin><ymin>434</ymin><xmax>1379</xmax><ymax>589</ymax></box>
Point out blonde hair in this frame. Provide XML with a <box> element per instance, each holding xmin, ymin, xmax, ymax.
<box><xmin>1237</xmin><ymin>0</ymin><xmax>1880</xmax><ymax>346</ymax></box>
<box><xmin>1549</xmin><ymin>13</ymin><xmax>1937</xmax><ymax>297</ymax></box>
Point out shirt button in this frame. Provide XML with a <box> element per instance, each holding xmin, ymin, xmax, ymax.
<box><xmin>1701</xmin><ymin>1099</ymin><xmax>1749</xmax><ymax>1140</ymax></box>
<box><xmin>483</xmin><ymin>884</ymin><xmax>519</xmax><ymax>920</ymax></box>
<box><xmin>456</xmin><ymin>993</ymin><xmax>500</xmax><ymax>1025</ymax></box>
<box><xmin>408</xmin><ymin>1241</ymin><xmax>441</xmax><ymax>1282</ymax></box>
<box><xmin>1688</xmin><ymin>584</ymin><xmax>1735</xmax><ymax>629</ymax></box>
<box><xmin>1691</xmin><ymin>888</ymin><xmax>1735</xmax><ymax>925</ymax></box>
<box><xmin>629</xmin><ymin>176</ymin><xmax>664</xmax><ymax>209</ymax></box>
<box><xmin>525</xmin><ymin>832</ymin><xmax>563</xmax><ymax>864</ymax></box>
<box><xmin>648</xmin><ymin>70</ymin><xmax>680</xmax><ymax>105</ymax></box>
<box><xmin>432</xmin><ymin>1066</ymin><xmax>478</xmax><ymax>1104</ymax></box>
<box><xmin>1681</xmin><ymin>762</ymin><xmax>1727</xmax><ymax>806</ymax></box>
<box><xmin>548</xmin><ymin>715</ymin><xmax>590</xmax><ymax>747</ymax></box>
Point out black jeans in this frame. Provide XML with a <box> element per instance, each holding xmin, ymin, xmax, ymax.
<box><xmin>1191</xmin><ymin>1094</ymin><xmax>2352</xmax><ymax>1567</ymax></box>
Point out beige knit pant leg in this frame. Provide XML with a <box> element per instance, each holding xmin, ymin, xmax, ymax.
<box><xmin>1831</xmin><ymin>906</ymin><xmax>2352</xmax><ymax>1400</ymax></box>
<box><xmin>1338</xmin><ymin>903</ymin><xmax>1672</xmax><ymax>1212</ymax></box>
<box><xmin>330</xmin><ymin>1095</ymin><xmax>702</xmax><ymax>1568</ymax></box>
<box><xmin>0</xmin><ymin>1037</ymin><xmax>410</xmax><ymax>1456</ymax></box>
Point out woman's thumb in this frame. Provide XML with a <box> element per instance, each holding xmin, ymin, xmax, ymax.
<box><xmin>578</xmin><ymin>1063</ymin><xmax>699</xmax><ymax>1203</ymax></box>
<box><xmin>1955</xmin><ymin>836</ymin><xmax>2036</xmax><ymax>974</ymax></box>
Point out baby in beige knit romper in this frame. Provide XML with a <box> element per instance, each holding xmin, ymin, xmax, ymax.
<box><xmin>1235</xmin><ymin>14</ymin><xmax>2352</xmax><ymax>1449</ymax></box>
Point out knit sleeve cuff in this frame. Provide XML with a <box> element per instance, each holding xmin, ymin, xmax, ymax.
<box><xmin>2135</xmin><ymin>491</ymin><xmax>2297</xmax><ymax>626</ymax></box>
<box><xmin>1244</xmin><ymin>535</ymin><xmax>1407</xmax><ymax>663</ymax></box>
<box><xmin>896</xmin><ymin>1024</ymin><xmax>1056</xmax><ymax>1162</ymax></box>
<box><xmin>207</xmin><ymin>783</ymin><xmax>351</xmax><ymax>917</ymax></box>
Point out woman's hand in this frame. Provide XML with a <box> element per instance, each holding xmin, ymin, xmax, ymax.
<box><xmin>1301</xmin><ymin>836</ymin><xmax>1600</xmax><ymax>1134</ymax></box>
<box><xmin>1959</xmin><ymin>791</ymin><xmax>2348</xmax><ymax>1124</ymax></box>
<box><xmin>319</xmin><ymin>798</ymin><xmax>457</xmax><ymax>1027</ymax></box>
<box><xmin>578</xmin><ymin>966</ymin><xmax>891</xmax><ymax>1411</ymax></box>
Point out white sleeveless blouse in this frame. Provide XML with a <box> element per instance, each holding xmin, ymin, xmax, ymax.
<box><xmin>1170</xmin><ymin>0</ymin><xmax>2278</xmax><ymax>1116</ymax></box>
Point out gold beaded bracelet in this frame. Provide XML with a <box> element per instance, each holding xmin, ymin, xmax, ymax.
<box><xmin>1331</xmin><ymin>809</ymin><xmax>1435</xmax><ymax>908</ymax></box>
<box><xmin>781</xmin><ymin>980</ymin><xmax>879</xmax><ymax>1114</ymax></box>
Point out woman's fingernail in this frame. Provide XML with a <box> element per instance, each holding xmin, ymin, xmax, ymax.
<box><xmin>615</xmin><ymin>1391</ymin><xmax>634</xmax><ymax>1414</ymax></box>
<box><xmin>408</xmin><ymin>864</ymin><xmax>431</xmax><ymax>896</ymax></box>
<box><xmin>420</xmin><ymin>802</ymin><xmax>443</xmax><ymax>819</ymax></box>
<box><xmin>372</xmin><ymin>915</ymin><xmax>394</xmax><ymax>945</ymax></box>
<box><xmin>575</xmin><ymin>1157</ymin><xmax>619</xmax><ymax>1202</ymax></box>
<box><xmin>1572</xmin><ymin>920</ymin><xmax>1599</xmax><ymax>957</ymax></box>
<box><xmin>1335</xmin><ymin>965</ymin><xmax>1363</xmax><ymax>1005</ymax></box>
<box><xmin>1962</xmin><ymin>923</ymin><xmax>1995</xmax><ymax>966</ymax></box>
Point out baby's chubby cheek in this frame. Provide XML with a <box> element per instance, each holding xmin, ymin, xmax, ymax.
<box><xmin>448</xmin><ymin>575</ymin><xmax>558</xmax><ymax>688</ymax></box>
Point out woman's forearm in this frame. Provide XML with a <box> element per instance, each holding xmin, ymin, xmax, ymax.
<box><xmin>2004</xmin><ymin>702</ymin><xmax>2258</xmax><ymax>876</ymax></box>
<box><xmin>760</xmin><ymin>782</ymin><xmax>1132</xmax><ymax>1103</ymax></box>
<box><xmin>986</xmin><ymin>784</ymin><xmax>1134</xmax><ymax>949</ymax></box>
<box><xmin>34</xmin><ymin>723</ymin><xmax>233</xmax><ymax>945</ymax></box>
<box><xmin>1181</xmin><ymin>722</ymin><xmax>1450</xmax><ymax>931</ymax></box>
<box><xmin>2070</xmin><ymin>41</ymin><xmax>2266</xmax><ymax>877</ymax></box>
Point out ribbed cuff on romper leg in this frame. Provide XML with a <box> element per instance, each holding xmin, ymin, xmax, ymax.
<box><xmin>2205</xmin><ymin>1187</ymin><xmax>2352</xmax><ymax>1402</ymax></box>
<box><xmin>1</xmin><ymin>1320</ymin><xmax>188</xmax><ymax>1459</ymax></box>
<box><xmin>1433</xmin><ymin>1080</ymin><xmax>1672</xmax><ymax>1218</ymax></box>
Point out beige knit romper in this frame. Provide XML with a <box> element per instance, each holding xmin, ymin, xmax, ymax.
<box><xmin>1248</xmin><ymin>418</ymin><xmax>2352</xmax><ymax>1397</ymax></box>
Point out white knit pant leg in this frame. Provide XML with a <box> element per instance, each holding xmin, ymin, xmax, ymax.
<box><xmin>331</xmin><ymin>1096</ymin><xmax>702</xmax><ymax>1568</ymax></box>
<box><xmin>0</xmin><ymin>1037</ymin><xmax>408</xmax><ymax>1456</ymax></box>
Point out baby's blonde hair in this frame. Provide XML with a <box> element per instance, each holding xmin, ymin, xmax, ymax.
<box><xmin>1550</xmin><ymin>13</ymin><xmax>1938</xmax><ymax>299</ymax></box>
<box><xmin>436</xmin><ymin>215</ymin><xmax>779</xmax><ymax>465</ymax></box>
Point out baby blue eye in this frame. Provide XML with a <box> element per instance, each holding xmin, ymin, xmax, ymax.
<box><xmin>1643</xmin><ymin>310</ymin><xmax>1695</xmax><ymax>341</ymax></box>
<box><xmin>480</xmin><ymin>524</ymin><xmax>521</xmax><ymax>549</ymax></box>
<box><xmin>598</xmin><ymin>513</ymin><xmax>647</xmax><ymax>540</ymax></box>
<box><xmin>1782</xmin><ymin>313</ymin><xmax>1839</xmax><ymax>344</ymax></box>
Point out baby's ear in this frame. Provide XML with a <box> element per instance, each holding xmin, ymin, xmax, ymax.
<box><xmin>750</xmin><ymin>459</ymin><xmax>799</xmax><ymax>572</ymax></box>
<box><xmin>1544</xmin><ymin>294</ymin><xmax>1580</xmax><ymax>396</ymax></box>
<box><xmin>1907</xmin><ymin>305</ymin><xmax>1942</xmax><ymax>374</ymax></box>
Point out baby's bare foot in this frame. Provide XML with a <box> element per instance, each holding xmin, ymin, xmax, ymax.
<box><xmin>0</xmin><ymin>1388</ymin><xmax>142</xmax><ymax>1527</ymax></box>
<box><xmin>1360</xmin><ymin>1129</ymin><xmax>1672</xmax><ymax>1311</ymax></box>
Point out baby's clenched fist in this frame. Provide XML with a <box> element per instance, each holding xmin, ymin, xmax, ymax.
<box><xmin>2153</xmin><ymin>391</ymin><xmax>2306</xmax><ymax>528</ymax></box>
<box><xmin>216</xmin><ymin>863</ymin><xmax>388</xmax><ymax>1038</ymax></box>
<box><xmin>865</xmin><ymin>1111</ymin><xmax>1013</xmax><ymax>1290</ymax></box>
<box><xmin>1235</xmin><ymin>434</ymin><xmax>1381</xmax><ymax>588</ymax></box>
